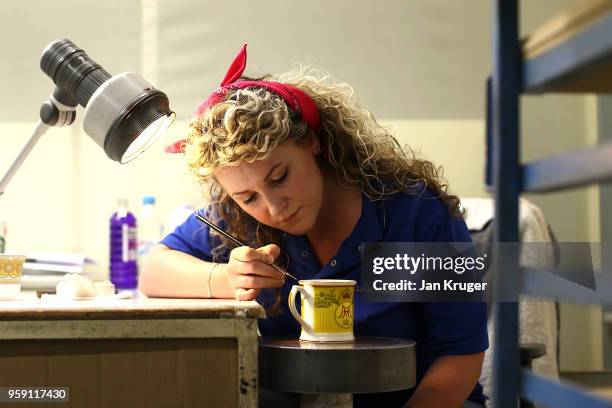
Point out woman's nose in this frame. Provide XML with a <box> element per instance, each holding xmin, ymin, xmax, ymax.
<box><xmin>265</xmin><ymin>194</ymin><xmax>288</xmax><ymax>218</ymax></box>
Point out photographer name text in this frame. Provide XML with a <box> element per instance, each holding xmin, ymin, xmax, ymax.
<box><xmin>373</xmin><ymin>279</ymin><xmax>488</xmax><ymax>292</ymax></box>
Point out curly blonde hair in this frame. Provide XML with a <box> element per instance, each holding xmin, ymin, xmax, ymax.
<box><xmin>184</xmin><ymin>69</ymin><xmax>462</xmax><ymax>310</ymax></box>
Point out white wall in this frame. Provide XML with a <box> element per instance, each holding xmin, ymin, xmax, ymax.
<box><xmin>0</xmin><ymin>123</ymin><xmax>76</xmax><ymax>253</ymax></box>
<box><xmin>383</xmin><ymin>119</ymin><xmax>488</xmax><ymax>198</ymax></box>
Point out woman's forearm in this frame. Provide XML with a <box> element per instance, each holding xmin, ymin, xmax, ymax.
<box><xmin>404</xmin><ymin>352</ymin><xmax>485</xmax><ymax>408</ymax></box>
<box><xmin>138</xmin><ymin>244</ymin><xmax>234</xmax><ymax>298</ymax></box>
<box><xmin>404</xmin><ymin>386</ymin><xmax>445</xmax><ymax>408</ymax></box>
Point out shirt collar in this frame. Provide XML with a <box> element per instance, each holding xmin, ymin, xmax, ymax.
<box><xmin>282</xmin><ymin>191</ymin><xmax>386</xmax><ymax>278</ymax></box>
<box><xmin>358</xmin><ymin>191</ymin><xmax>386</xmax><ymax>243</ymax></box>
<box><xmin>327</xmin><ymin>191</ymin><xmax>386</xmax><ymax>272</ymax></box>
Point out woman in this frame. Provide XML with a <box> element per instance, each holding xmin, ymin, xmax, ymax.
<box><xmin>140</xmin><ymin>45</ymin><xmax>488</xmax><ymax>408</ymax></box>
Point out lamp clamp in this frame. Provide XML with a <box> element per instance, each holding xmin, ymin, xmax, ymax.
<box><xmin>39</xmin><ymin>86</ymin><xmax>77</xmax><ymax>127</ymax></box>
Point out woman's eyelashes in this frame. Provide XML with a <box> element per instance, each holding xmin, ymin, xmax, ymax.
<box><xmin>242</xmin><ymin>169</ymin><xmax>289</xmax><ymax>205</ymax></box>
<box><xmin>271</xmin><ymin>169</ymin><xmax>288</xmax><ymax>185</ymax></box>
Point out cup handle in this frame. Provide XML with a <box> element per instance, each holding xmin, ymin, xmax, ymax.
<box><xmin>288</xmin><ymin>285</ymin><xmax>311</xmax><ymax>332</ymax></box>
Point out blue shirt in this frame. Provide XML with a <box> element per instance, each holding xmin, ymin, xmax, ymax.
<box><xmin>161</xmin><ymin>189</ymin><xmax>489</xmax><ymax>406</ymax></box>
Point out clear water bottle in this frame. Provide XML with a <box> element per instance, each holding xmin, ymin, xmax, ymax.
<box><xmin>0</xmin><ymin>221</ymin><xmax>6</xmax><ymax>254</ymax></box>
<box><xmin>166</xmin><ymin>203</ymin><xmax>194</xmax><ymax>233</ymax></box>
<box><xmin>110</xmin><ymin>198</ymin><xmax>138</xmax><ymax>289</ymax></box>
<box><xmin>137</xmin><ymin>195</ymin><xmax>164</xmax><ymax>268</ymax></box>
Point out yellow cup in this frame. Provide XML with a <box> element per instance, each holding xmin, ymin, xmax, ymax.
<box><xmin>0</xmin><ymin>255</ymin><xmax>26</xmax><ymax>300</ymax></box>
<box><xmin>288</xmin><ymin>279</ymin><xmax>357</xmax><ymax>342</ymax></box>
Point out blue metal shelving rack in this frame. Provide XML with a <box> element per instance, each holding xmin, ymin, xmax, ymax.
<box><xmin>489</xmin><ymin>1</ymin><xmax>612</xmax><ymax>406</ymax></box>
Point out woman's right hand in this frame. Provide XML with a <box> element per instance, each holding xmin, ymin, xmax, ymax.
<box><xmin>225</xmin><ymin>244</ymin><xmax>285</xmax><ymax>301</ymax></box>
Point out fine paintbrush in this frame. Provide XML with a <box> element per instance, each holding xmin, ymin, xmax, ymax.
<box><xmin>194</xmin><ymin>212</ymin><xmax>299</xmax><ymax>282</ymax></box>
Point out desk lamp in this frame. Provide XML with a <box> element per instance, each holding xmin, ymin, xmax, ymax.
<box><xmin>0</xmin><ymin>38</ymin><xmax>175</xmax><ymax>197</ymax></box>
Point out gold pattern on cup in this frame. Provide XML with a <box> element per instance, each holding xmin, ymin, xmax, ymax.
<box><xmin>312</xmin><ymin>286</ymin><xmax>354</xmax><ymax>334</ymax></box>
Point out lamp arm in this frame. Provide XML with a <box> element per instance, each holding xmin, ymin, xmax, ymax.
<box><xmin>0</xmin><ymin>86</ymin><xmax>77</xmax><ymax>198</ymax></box>
<box><xmin>0</xmin><ymin>120</ymin><xmax>50</xmax><ymax>197</ymax></box>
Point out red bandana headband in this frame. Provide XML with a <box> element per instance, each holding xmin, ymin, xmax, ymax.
<box><xmin>165</xmin><ymin>44</ymin><xmax>321</xmax><ymax>153</ymax></box>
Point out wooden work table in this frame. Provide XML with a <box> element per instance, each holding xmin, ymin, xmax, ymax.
<box><xmin>0</xmin><ymin>296</ymin><xmax>264</xmax><ymax>408</ymax></box>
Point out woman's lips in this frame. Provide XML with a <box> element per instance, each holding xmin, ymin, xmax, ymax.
<box><xmin>279</xmin><ymin>207</ymin><xmax>301</xmax><ymax>224</ymax></box>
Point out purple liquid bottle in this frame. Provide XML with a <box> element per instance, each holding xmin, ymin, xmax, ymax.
<box><xmin>110</xmin><ymin>198</ymin><xmax>138</xmax><ymax>289</ymax></box>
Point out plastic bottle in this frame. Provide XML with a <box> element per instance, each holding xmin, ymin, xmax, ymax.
<box><xmin>109</xmin><ymin>198</ymin><xmax>138</xmax><ymax>289</ymax></box>
<box><xmin>0</xmin><ymin>221</ymin><xmax>6</xmax><ymax>254</ymax></box>
<box><xmin>137</xmin><ymin>195</ymin><xmax>164</xmax><ymax>268</ymax></box>
<box><xmin>166</xmin><ymin>203</ymin><xmax>194</xmax><ymax>233</ymax></box>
